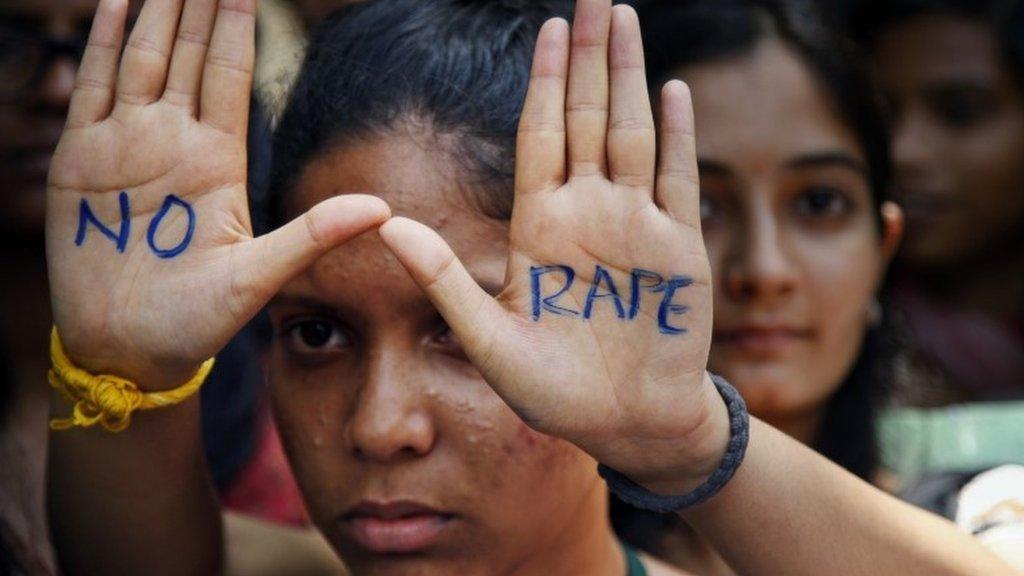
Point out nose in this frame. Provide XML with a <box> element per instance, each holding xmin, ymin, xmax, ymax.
<box><xmin>891</xmin><ymin>107</ymin><xmax>933</xmax><ymax>178</ymax></box>
<box><xmin>35</xmin><ymin>56</ymin><xmax>77</xmax><ymax>111</ymax></box>
<box><xmin>347</xmin><ymin>350</ymin><xmax>437</xmax><ymax>463</ymax></box>
<box><xmin>722</xmin><ymin>204</ymin><xmax>798</xmax><ymax>306</ymax></box>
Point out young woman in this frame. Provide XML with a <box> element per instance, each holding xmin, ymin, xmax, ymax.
<box><xmin>857</xmin><ymin>0</ymin><xmax>1024</xmax><ymax>401</ymax></box>
<box><xmin>610</xmin><ymin>2</ymin><xmax>907</xmax><ymax>572</ymax></box>
<box><xmin>44</xmin><ymin>0</ymin><xmax>1010</xmax><ymax>574</ymax></box>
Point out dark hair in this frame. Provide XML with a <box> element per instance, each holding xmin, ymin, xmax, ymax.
<box><xmin>638</xmin><ymin>0</ymin><xmax>891</xmax><ymax>207</ymax></box>
<box><xmin>610</xmin><ymin>0</ymin><xmax>895</xmax><ymax>552</ymax></box>
<box><xmin>269</xmin><ymin>0</ymin><xmax>573</xmax><ymax>227</ymax></box>
<box><xmin>853</xmin><ymin>0</ymin><xmax>1024</xmax><ymax>83</ymax></box>
<box><xmin>0</xmin><ymin>342</ymin><xmax>12</xmax><ymax>427</ymax></box>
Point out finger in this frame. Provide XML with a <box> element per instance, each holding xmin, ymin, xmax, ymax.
<box><xmin>655</xmin><ymin>81</ymin><xmax>701</xmax><ymax>228</ymax></box>
<box><xmin>116</xmin><ymin>0</ymin><xmax>184</xmax><ymax>106</ymax></box>
<box><xmin>607</xmin><ymin>5</ymin><xmax>655</xmax><ymax>190</ymax></box>
<box><xmin>163</xmin><ymin>0</ymin><xmax>218</xmax><ymax>110</ymax></box>
<box><xmin>516</xmin><ymin>17</ymin><xmax>570</xmax><ymax>196</ymax></box>
<box><xmin>378</xmin><ymin>217</ymin><xmax>508</xmax><ymax>374</ymax></box>
<box><xmin>200</xmin><ymin>0</ymin><xmax>256</xmax><ymax>134</ymax></box>
<box><xmin>66</xmin><ymin>0</ymin><xmax>129</xmax><ymax>128</ymax></box>
<box><xmin>231</xmin><ymin>194</ymin><xmax>390</xmax><ymax>310</ymax></box>
<box><xmin>565</xmin><ymin>0</ymin><xmax>612</xmax><ymax>176</ymax></box>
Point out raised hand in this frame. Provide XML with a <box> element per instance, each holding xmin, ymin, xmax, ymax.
<box><xmin>380</xmin><ymin>0</ymin><xmax>728</xmax><ymax>490</ymax></box>
<box><xmin>46</xmin><ymin>0</ymin><xmax>389</xmax><ymax>389</ymax></box>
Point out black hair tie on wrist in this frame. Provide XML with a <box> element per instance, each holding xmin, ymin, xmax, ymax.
<box><xmin>598</xmin><ymin>374</ymin><xmax>750</xmax><ymax>513</ymax></box>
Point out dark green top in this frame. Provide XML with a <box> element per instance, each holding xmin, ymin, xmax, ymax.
<box><xmin>624</xmin><ymin>544</ymin><xmax>648</xmax><ymax>576</ymax></box>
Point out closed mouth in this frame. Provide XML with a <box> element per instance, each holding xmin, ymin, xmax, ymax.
<box><xmin>714</xmin><ymin>326</ymin><xmax>813</xmax><ymax>356</ymax></box>
<box><xmin>339</xmin><ymin>500</ymin><xmax>456</xmax><ymax>554</ymax></box>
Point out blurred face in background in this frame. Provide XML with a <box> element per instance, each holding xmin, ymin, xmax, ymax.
<box><xmin>873</xmin><ymin>14</ymin><xmax>1024</xmax><ymax>271</ymax></box>
<box><xmin>0</xmin><ymin>0</ymin><xmax>98</xmax><ymax>235</ymax></box>
<box><xmin>678</xmin><ymin>37</ymin><xmax>900</xmax><ymax>432</ymax></box>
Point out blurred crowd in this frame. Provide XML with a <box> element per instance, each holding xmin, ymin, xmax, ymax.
<box><xmin>1</xmin><ymin>0</ymin><xmax>1022</xmax><ymax>574</ymax></box>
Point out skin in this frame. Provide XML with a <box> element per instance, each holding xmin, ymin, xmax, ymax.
<box><xmin>0</xmin><ymin>2</ymin><xmax>107</xmax><ymax>573</ymax></box>
<box><xmin>44</xmin><ymin>0</ymin><xmax>1012</xmax><ymax>574</ymax></box>
<box><xmin>268</xmin><ymin>134</ymin><xmax>630</xmax><ymax>576</ymax></box>
<box><xmin>646</xmin><ymin>37</ymin><xmax>902</xmax><ymax>576</ymax></box>
<box><xmin>684</xmin><ymin>38</ymin><xmax>901</xmax><ymax>444</ymax></box>
<box><xmin>873</xmin><ymin>15</ymin><xmax>1024</xmax><ymax>316</ymax></box>
<box><xmin>0</xmin><ymin>0</ymin><xmax>105</xmax><ymax>234</ymax></box>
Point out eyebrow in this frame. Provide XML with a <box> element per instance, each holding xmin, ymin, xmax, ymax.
<box><xmin>696</xmin><ymin>158</ymin><xmax>734</xmax><ymax>178</ymax></box>
<box><xmin>267</xmin><ymin>294</ymin><xmax>345</xmax><ymax>316</ymax></box>
<box><xmin>784</xmin><ymin>151</ymin><xmax>868</xmax><ymax>175</ymax></box>
<box><xmin>697</xmin><ymin>151</ymin><xmax>868</xmax><ymax>179</ymax></box>
<box><xmin>923</xmin><ymin>77</ymin><xmax>998</xmax><ymax>92</ymax></box>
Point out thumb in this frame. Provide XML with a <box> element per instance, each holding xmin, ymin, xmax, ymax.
<box><xmin>378</xmin><ymin>217</ymin><xmax>508</xmax><ymax>371</ymax></box>
<box><xmin>231</xmin><ymin>194</ymin><xmax>391</xmax><ymax>310</ymax></box>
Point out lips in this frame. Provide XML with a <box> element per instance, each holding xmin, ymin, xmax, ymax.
<box><xmin>714</xmin><ymin>326</ymin><xmax>813</xmax><ymax>357</ymax></box>
<box><xmin>340</xmin><ymin>500</ymin><xmax>455</xmax><ymax>553</ymax></box>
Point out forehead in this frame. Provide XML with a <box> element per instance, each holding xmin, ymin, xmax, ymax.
<box><xmin>679</xmin><ymin>37</ymin><xmax>862</xmax><ymax>169</ymax></box>
<box><xmin>289</xmin><ymin>134</ymin><xmax>509</xmax><ymax>305</ymax></box>
<box><xmin>874</xmin><ymin>15</ymin><xmax>1003</xmax><ymax>84</ymax></box>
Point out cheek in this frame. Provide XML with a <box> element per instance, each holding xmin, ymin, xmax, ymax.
<box><xmin>444</xmin><ymin>388</ymin><xmax>598</xmax><ymax>536</ymax></box>
<box><xmin>268</xmin><ymin>357</ymin><xmax>352</xmax><ymax>526</ymax></box>
<box><xmin>799</xmin><ymin>236</ymin><xmax>878</xmax><ymax>385</ymax></box>
<box><xmin>446</xmin><ymin>384</ymin><xmax>589</xmax><ymax>493</ymax></box>
<box><xmin>954</xmin><ymin>114</ymin><xmax>1024</xmax><ymax>210</ymax></box>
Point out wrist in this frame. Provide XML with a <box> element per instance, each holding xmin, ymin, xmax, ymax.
<box><xmin>55</xmin><ymin>325</ymin><xmax>208</xmax><ymax>392</ymax></box>
<box><xmin>628</xmin><ymin>372</ymin><xmax>732</xmax><ymax>494</ymax></box>
<box><xmin>49</xmin><ymin>327</ymin><xmax>215</xmax><ymax>432</ymax></box>
<box><xmin>599</xmin><ymin>373</ymin><xmax>749</xmax><ymax>512</ymax></box>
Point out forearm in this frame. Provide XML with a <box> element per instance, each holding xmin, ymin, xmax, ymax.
<box><xmin>681</xmin><ymin>418</ymin><xmax>1014</xmax><ymax>576</ymax></box>
<box><xmin>48</xmin><ymin>394</ymin><xmax>223</xmax><ymax>575</ymax></box>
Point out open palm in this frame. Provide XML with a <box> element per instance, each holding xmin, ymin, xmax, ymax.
<box><xmin>47</xmin><ymin>0</ymin><xmax>389</xmax><ymax>389</ymax></box>
<box><xmin>382</xmin><ymin>0</ymin><xmax>725</xmax><ymax>485</ymax></box>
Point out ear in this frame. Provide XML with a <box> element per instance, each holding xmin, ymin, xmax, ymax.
<box><xmin>879</xmin><ymin>200</ymin><xmax>904</xmax><ymax>270</ymax></box>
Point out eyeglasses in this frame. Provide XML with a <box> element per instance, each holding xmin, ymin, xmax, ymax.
<box><xmin>0</xmin><ymin>25</ymin><xmax>88</xmax><ymax>103</ymax></box>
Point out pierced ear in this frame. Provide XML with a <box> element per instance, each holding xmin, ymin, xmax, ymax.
<box><xmin>879</xmin><ymin>201</ymin><xmax>904</xmax><ymax>268</ymax></box>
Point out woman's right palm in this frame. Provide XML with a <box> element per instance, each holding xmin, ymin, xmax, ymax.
<box><xmin>46</xmin><ymin>0</ymin><xmax>389</xmax><ymax>388</ymax></box>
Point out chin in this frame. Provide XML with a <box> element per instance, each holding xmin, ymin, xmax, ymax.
<box><xmin>338</xmin><ymin>552</ymin><xmax>476</xmax><ymax>576</ymax></box>
<box><xmin>715</xmin><ymin>363</ymin><xmax>805</xmax><ymax>415</ymax></box>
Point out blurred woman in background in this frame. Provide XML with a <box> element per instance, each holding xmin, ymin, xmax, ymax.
<box><xmin>612</xmin><ymin>2</ymin><xmax>1024</xmax><ymax>573</ymax></box>
<box><xmin>856</xmin><ymin>0</ymin><xmax>1024</xmax><ymax>402</ymax></box>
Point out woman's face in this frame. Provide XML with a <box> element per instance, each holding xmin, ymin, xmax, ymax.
<box><xmin>0</xmin><ymin>0</ymin><xmax>97</xmax><ymax>234</ymax></box>
<box><xmin>874</xmin><ymin>14</ymin><xmax>1024</xmax><ymax>271</ymax></box>
<box><xmin>266</xmin><ymin>133</ymin><xmax>605</xmax><ymax>575</ymax></box>
<box><xmin>681</xmin><ymin>39</ymin><xmax>898</xmax><ymax>429</ymax></box>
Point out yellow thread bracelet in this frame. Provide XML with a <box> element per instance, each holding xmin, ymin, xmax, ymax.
<box><xmin>48</xmin><ymin>327</ymin><xmax>215</xmax><ymax>433</ymax></box>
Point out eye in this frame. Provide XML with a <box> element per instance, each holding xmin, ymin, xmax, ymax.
<box><xmin>793</xmin><ymin>186</ymin><xmax>853</xmax><ymax>220</ymax></box>
<box><xmin>283</xmin><ymin>319</ymin><xmax>350</xmax><ymax>355</ymax></box>
<box><xmin>430</xmin><ymin>318</ymin><xmax>467</xmax><ymax>359</ymax></box>
<box><xmin>928</xmin><ymin>89</ymin><xmax>996</xmax><ymax>129</ymax></box>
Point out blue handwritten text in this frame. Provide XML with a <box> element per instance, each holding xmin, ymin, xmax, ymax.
<box><xmin>75</xmin><ymin>192</ymin><xmax>195</xmax><ymax>259</ymax></box>
<box><xmin>530</xmin><ymin>265</ymin><xmax>693</xmax><ymax>335</ymax></box>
